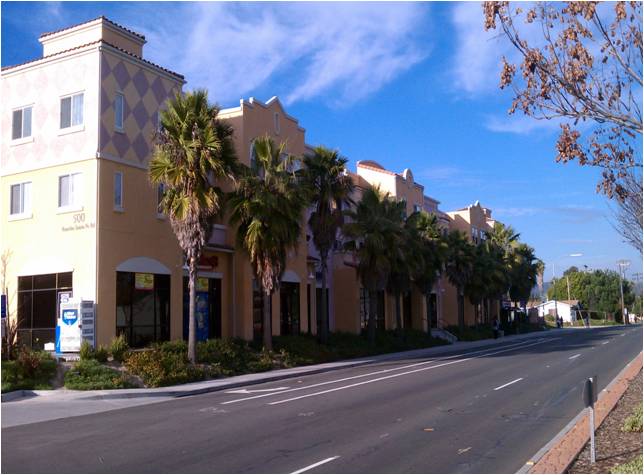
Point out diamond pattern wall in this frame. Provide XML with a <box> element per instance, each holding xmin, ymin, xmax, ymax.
<box><xmin>99</xmin><ymin>51</ymin><xmax>181</xmax><ymax>165</ymax></box>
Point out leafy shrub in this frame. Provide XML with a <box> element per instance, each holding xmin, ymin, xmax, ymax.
<box><xmin>273</xmin><ymin>334</ymin><xmax>335</xmax><ymax>365</ymax></box>
<box><xmin>79</xmin><ymin>340</ymin><xmax>94</xmax><ymax>361</ymax></box>
<box><xmin>109</xmin><ymin>335</ymin><xmax>129</xmax><ymax>363</ymax></box>
<box><xmin>623</xmin><ymin>403</ymin><xmax>643</xmax><ymax>432</ymax></box>
<box><xmin>247</xmin><ymin>349</ymin><xmax>274</xmax><ymax>373</ymax></box>
<box><xmin>196</xmin><ymin>338</ymin><xmax>259</xmax><ymax>374</ymax></box>
<box><xmin>64</xmin><ymin>360</ymin><xmax>133</xmax><ymax>390</ymax></box>
<box><xmin>2</xmin><ymin>349</ymin><xmax>56</xmax><ymax>392</ymax></box>
<box><xmin>94</xmin><ymin>346</ymin><xmax>109</xmax><ymax>363</ymax></box>
<box><xmin>125</xmin><ymin>349</ymin><xmax>205</xmax><ymax>387</ymax></box>
<box><xmin>154</xmin><ymin>340</ymin><xmax>188</xmax><ymax>355</ymax></box>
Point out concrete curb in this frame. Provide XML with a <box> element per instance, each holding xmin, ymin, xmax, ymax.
<box><xmin>518</xmin><ymin>351</ymin><xmax>643</xmax><ymax>474</ymax></box>
<box><xmin>0</xmin><ymin>326</ymin><xmax>591</xmax><ymax>404</ymax></box>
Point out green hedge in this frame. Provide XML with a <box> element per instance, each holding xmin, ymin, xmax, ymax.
<box><xmin>64</xmin><ymin>360</ymin><xmax>134</xmax><ymax>390</ymax></box>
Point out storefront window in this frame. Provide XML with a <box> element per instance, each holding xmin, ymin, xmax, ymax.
<box><xmin>116</xmin><ymin>272</ymin><xmax>170</xmax><ymax>347</ymax></box>
<box><xmin>17</xmin><ymin>272</ymin><xmax>72</xmax><ymax>349</ymax></box>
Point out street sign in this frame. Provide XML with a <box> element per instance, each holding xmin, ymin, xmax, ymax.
<box><xmin>583</xmin><ymin>376</ymin><xmax>598</xmax><ymax>463</ymax></box>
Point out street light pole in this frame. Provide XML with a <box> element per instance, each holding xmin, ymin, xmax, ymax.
<box><xmin>617</xmin><ymin>260</ymin><xmax>630</xmax><ymax>325</ymax></box>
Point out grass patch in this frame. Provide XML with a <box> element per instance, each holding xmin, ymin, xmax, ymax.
<box><xmin>64</xmin><ymin>360</ymin><xmax>134</xmax><ymax>390</ymax></box>
<box><xmin>1</xmin><ymin>349</ymin><xmax>57</xmax><ymax>393</ymax></box>
<box><xmin>611</xmin><ymin>455</ymin><xmax>643</xmax><ymax>474</ymax></box>
<box><xmin>622</xmin><ymin>403</ymin><xmax>643</xmax><ymax>432</ymax></box>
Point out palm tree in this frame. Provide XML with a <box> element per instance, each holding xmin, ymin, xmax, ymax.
<box><xmin>383</xmin><ymin>200</ymin><xmax>409</xmax><ymax>335</ymax></box>
<box><xmin>301</xmin><ymin>147</ymin><xmax>354</xmax><ymax>344</ymax></box>
<box><xmin>150</xmin><ymin>89</ymin><xmax>238</xmax><ymax>363</ymax></box>
<box><xmin>228</xmin><ymin>136</ymin><xmax>307</xmax><ymax>351</ymax></box>
<box><xmin>344</xmin><ymin>186</ymin><xmax>398</xmax><ymax>344</ymax></box>
<box><xmin>407</xmin><ymin>212</ymin><xmax>447</xmax><ymax>333</ymax></box>
<box><xmin>443</xmin><ymin>230</ymin><xmax>475</xmax><ymax>330</ymax></box>
<box><xmin>509</xmin><ymin>243</ymin><xmax>541</xmax><ymax>311</ymax></box>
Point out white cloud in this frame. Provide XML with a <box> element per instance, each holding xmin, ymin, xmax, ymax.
<box><xmin>484</xmin><ymin>114</ymin><xmax>564</xmax><ymax>135</ymax></box>
<box><xmin>131</xmin><ymin>2</ymin><xmax>429</xmax><ymax>107</ymax></box>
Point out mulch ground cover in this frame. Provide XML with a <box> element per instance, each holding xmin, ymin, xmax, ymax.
<box><xmin>568</xmin><ymin>370</ymin><xmax>643</xmax><ymax>474</ymax></box>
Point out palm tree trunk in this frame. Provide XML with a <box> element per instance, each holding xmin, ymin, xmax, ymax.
<box><xmin>263</xmin><ymin>291</ymin><xmax>273</xmax><ymax>351</ymax></box>
<box><xmin>188</xmin><ymin>257</ymin><xmax>197</xmax><ymax>364</ymax></box>
<box><xmin>458</xmin><ymin>288</ymin><xmax>464</xmax><ymax>331</ymax></box>
<box><xmin>368</xmin><ymin>289</ymin><xmax>377</xmax><ymax>345</ymax></box>
<box><xmin>395</xmin><ymin>291</ymin><xmax>402</xmax><ymax>336</ymax></box>
<box><xmin>320</xmin><ymin>256</ymin><xmax>329</xmax><ymax>345</ymax></box>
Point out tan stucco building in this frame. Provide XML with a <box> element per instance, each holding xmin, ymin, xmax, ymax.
<box><xmin>2</xmin><ymin>17</ymin><xmax>506</xmax><ymax>350</ymax></box>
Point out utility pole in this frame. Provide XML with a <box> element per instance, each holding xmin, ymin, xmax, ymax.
<box><xmin>566</xmin><ymin>275</ymin><xmax>571</xmax><ymax>301</ymax></box>
<box><xmin>617</xmin><ymin>260</ymin><xmax>630</xmax><ymax>325</ymax></box>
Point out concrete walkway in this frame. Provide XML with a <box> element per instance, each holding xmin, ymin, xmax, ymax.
<box><xmin>1</xmin><ymin>327</ymin><xmax>590</xmax><ymax>428</ymax></box>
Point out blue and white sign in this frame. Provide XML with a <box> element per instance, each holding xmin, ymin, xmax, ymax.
<box><xmin>56</xmin><ymin>300</ymin><xmax>82</xmax><ymax>353</ymax></box>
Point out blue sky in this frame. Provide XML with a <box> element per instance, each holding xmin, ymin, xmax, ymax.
<box><xmin>2</xmin><ymin>1</ymin><xmax>641</xmax><ymax>279</ymax></box>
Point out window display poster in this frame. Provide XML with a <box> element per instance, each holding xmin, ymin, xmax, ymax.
<box><xmin>135</xmin><ymin>273</ymin><xmax>154</xmax><ymax>290</ymax></box>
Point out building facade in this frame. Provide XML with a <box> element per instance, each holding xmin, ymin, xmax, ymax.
<box><xmin>3</xmin><ymin>17</ymin><xmax>508</xmax><ymax>350</ymax></box>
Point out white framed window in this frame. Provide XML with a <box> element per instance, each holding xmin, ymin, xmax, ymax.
<box><xmin>60</xmin><ymin>92</ymin><xmax>84</xmax><ymax>129</ymax></box>
<box><xmin>12</xmin><ymin>106</ymin><xmax>33</xmax><ymax>140</ymax></box>
<box><xmin>114</xmin><ymin>172</ymin><xmax>123</xmax><ymax>210</ymax></box>
<box><xmin>114</xmin><ymin>93</ymin><xmax>124</xmax><ymax>131</ymax></box>
<box><xmin>413</xmin><ymin>204</ymin><xmax>422</xmax><ymax>213</ymax></box>
<box><xmin>274</xmin><ymin>112</ymin><xmax>280</xmax><ymax>134</ymax></box>
<box><xmin>156</xmin><ymin>183</ymin><xmax>165</xmax><ymax>217</ymax></box>
<box><xmin>58</xmin><ymin>173</ymin><xmax>82</xmax><ymax>210</ymax></box>
<box><xmin>9</xmin><ymin>182</ymin><xmax>32</xmax><ymax>218</ymax></box>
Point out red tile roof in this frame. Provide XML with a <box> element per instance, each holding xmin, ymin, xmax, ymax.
<box><xmin>2</xmin><ymin>39</ymin><xmax>184</xmax><ymax>81</ymax></box>
<box><xmin>39</xmin><ymin>16</ymin><xmax>145</xmax><ymax>41</ymax></box>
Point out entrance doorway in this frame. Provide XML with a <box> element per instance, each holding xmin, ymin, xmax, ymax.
<box><xmin>182</xmin><ymin>277</ymin><xmax>222</xmax><ymax>341</ymax></box>
<box><xmin>280</xmin><ymin>282</ymin><xmax>300</xmax><ymax>335</ymax></box>
<box><xmin>403</xmin><ymin>292</ymin><xmax>412</xmax><ymax>329</ymax></box>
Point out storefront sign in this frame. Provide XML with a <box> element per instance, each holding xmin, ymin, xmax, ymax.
<box><xmin>135</xmin><ymin>273</ymin><xmax>154</xmax><ymax>290</ymax></box>
<box><xmin>197</xmin><ymin>277</ymin><xmax>209</xmax><ymax>292</ymax></box>
<box><xmin>56</xmin><ymin>300</ymin><xmax>82</xmax><ymax>353</ymax></box>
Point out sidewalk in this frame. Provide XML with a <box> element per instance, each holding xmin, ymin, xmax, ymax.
<box><xmin>1</xmin><ymin>327</ymin><xmax>586</xmax><ymax>428</ymax></box>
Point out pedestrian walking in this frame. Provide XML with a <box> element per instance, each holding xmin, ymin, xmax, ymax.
<box><xmin>492</xmin><ymin>317</ymin><xmax>499</xmax><ymax>339</ymax></box>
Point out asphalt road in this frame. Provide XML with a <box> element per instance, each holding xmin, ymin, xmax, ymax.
<box><xmin>2</xmin><ymin>325</ymin><xmax>642</xmax><ymax>474</ymax></box>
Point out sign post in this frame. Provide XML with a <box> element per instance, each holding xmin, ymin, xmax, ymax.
<box><xmin>583</xmin><ymin>376</ymin><xmax>598</xmax><ymax>464</ymax></box>
<box><xmin>56</xmin><ymin>299</ymin><xmax>82</xmax><ymax>353</ymax></box>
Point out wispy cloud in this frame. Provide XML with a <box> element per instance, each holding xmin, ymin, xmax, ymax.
<box><xmin>132</xmin><ymin>2</ymin><xmax>429</xmax><ymax>107</ymax></box>
<box><xmin>484</xmin><ymin>114</ymin><xmax>565</xmax><ymax>135</ymax></box>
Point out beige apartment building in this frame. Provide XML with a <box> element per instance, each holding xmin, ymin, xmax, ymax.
<box><xmin>2</xmin><ymin>17</ymin><xmax>504</xmax><ymax>350</ymax></box>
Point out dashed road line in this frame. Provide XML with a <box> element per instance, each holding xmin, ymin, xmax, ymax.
<box><xmin>569</xmin><ymin>354</ymin><xmax>581</xmax><ymax>360</ymax></box>
<box><xmin>493</xmin><ymin>377</ymin><xmax>524</xmax><ymax>391</ymax></box>
<box><xmin>291</xmin><ymin>456</ymin><xmax>340</xmax><ymax>474</ymax></box>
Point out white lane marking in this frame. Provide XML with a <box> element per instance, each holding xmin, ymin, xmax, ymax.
<box><xmin>569</xmin><ymin>354</ymin><xmax>581</xmax><ymax>360</ymax></box>
<box><xmin>493</xmin><ymin>377</ymin><xmax>524</xmax><ymax>391</ymax></box>
<box><xmin>222</xmin><ymin>338</ymin><xmax>556</xmax><ymax>405</ymax></box>
<box><xmin>225</xmin><ymin>387</ymin><xmax>289</xmax><ymax>394</ymax></box>
<box><xmin>620</xmin><ymin>333</ymin><xmax>626</xmax><ymax>337</ymax></box>
<box><xmin>602</xmin><ymin>341</ymin><xmax>610</xmax><ymax>345</ymax></box>
<box><xmin>291</xmin><ymin>456</ymin><xmax>340</xmax><ymax>474</ymax></box>
<box><xmin>268</xmin><ymin>339</ymin><xmax>554</xmax><ymax>405</ymax></box>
